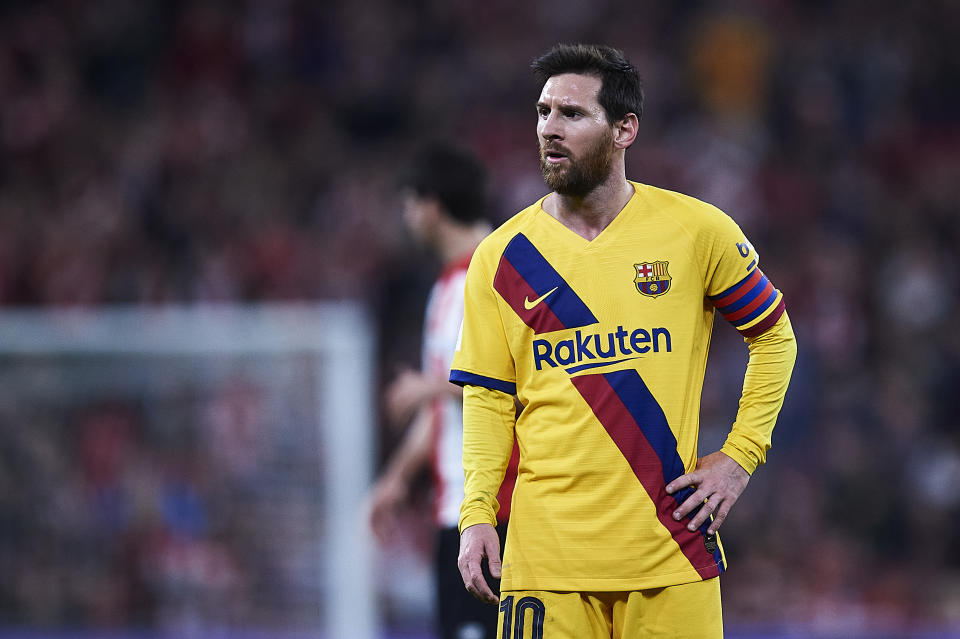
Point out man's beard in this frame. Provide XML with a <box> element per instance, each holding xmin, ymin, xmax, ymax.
<box><xmin>539</xmin><ymin>130</ymin><xmax>614</xmax><ymax>198</ymax></box>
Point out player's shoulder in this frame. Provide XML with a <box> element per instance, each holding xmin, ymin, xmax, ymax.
<box><xmin>635</xmin><ymin>182</ymin><xmax>732</xmax><ymax>231</ymax></box>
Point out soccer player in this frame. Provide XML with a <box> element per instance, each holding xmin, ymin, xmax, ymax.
<box><xmin>368</xmin><ymin>143</ymin><xmax>515</xmax><ymax>639</ymax></box>
<box><xmin>451</xmin><ymin>44</ymin><xmax>797</xmax><ymax>638</ymax></box>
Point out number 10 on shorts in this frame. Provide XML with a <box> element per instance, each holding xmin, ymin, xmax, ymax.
<box><xmin>499</xmin><ymin>595</ymin><xmax>545</xmax><ymax>639</ymax></box>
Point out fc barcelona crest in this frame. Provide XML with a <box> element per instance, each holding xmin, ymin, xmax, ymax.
<box><xmin>634</xmin><ymin>261</ymin><xmax>672</xmax><ymax>298</ymax></box>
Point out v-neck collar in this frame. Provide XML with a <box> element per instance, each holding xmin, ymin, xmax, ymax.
<box><xmin>535</xmin><ymin>182</ymin><xmax>643</xmax><ymax>249</ymax></box>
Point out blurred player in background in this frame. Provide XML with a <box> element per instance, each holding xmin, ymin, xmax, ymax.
<box><xmin>452</xmin><ymin>44</ymin><xmax>797</xmax><ymax>638</ymax></box>
<box><xmin>369</xmin><ymin>142</ymin><xmax>516</xmax><ymax>639</ymax></box>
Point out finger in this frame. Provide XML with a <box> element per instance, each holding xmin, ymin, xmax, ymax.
<box><xmin>477</xmin><ymin>541</ymin><xmax>501</xmax><ymax>601</ymax></box>
<box><xmin>487</xmin><ymin>552</ymin><xmax>502</xmax><ymax>579</ymax></box>
<box><xmin>457</xmin><ymin>553</ymin><xmax>477</xmax><ymax>590</ymax></box>
<box><xmin>458</xmin><ymin>551</ymin><xmax>497</xmax><ymax>604</ymax></box>
<box><xmin>665</xmin><ymin>472</ymin><xmax>699</xmax><ymax>495</ymax></box>
<box><xmin>466</xmin><ymin>566</ymin><xmax>497</xmax><ymax>604</ymax></box>
<box><xmin>672</xmin><ymin>488</ymin><xmax>710</xmax><ymax>520</ymax></box>
<box><xmin>687</xmin><ymin>497</ymin><xmax>720</xmax><ymax>531</ymax></box>
<box><xmin>472</xmin><ymin>574</ymin><xmax>498</xmax><ymax>604</ymax></box>
<box><xmin>482</xmin><ymin>535</ymin><xmax>502</xmax><ymax>578</ymax></box>
<box><xmin>707</xmin><ymin>499</ymin><xmax>735</xmax><ymax>535</ymax></box>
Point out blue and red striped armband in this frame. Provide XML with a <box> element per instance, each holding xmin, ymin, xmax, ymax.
<box><xmin>709</xmin><ymin>268</ymin><xmax>786</xmax><ymax>337</ymax></box>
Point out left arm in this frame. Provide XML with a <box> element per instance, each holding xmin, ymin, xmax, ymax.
<box><xmin>667</xmin><ymin>311</ymin><xmax>797</xmax><ymax>534</ymax></box>
<box><xmin>385</xmin><ymin>367</ymin><xmax>463</xmax><ymax>427</ymax></box>
<box><xmin>367</xmin><ymin>406</ymin><xmax>435</xmax><ymax>543</ymax></box>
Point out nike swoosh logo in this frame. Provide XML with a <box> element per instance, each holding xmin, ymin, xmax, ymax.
<box><xmin>524</xmin><ymin>286</ymin><xmax>559</xmax><ymax>310</ymax></box>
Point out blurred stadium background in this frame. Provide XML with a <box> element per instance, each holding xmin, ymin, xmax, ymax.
<box><xmin>0</xmin><ymin>1</ymin><xmax>958</xmax><ymax>638</ymax></box>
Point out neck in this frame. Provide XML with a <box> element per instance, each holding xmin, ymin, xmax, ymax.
<box><xmin>545</xmin><ymin>170</ymin><xmax>635</xmax><ymax>241</ymax></box>
<box><xmin>437</xmin><ymin>220</ymin><xmax>490</xmax><ymax>265</ymax></box>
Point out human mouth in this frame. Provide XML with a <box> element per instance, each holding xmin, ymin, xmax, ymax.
<box><xmin>543</xmin><ymin>147</ymin><xmax>569</xmax><ymax>164</ymax></box>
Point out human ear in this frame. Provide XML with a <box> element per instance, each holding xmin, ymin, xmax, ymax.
<box><xmin>614</xmin><ymin>113</ymin><xmax>639</xmax><ymax>149</ymax></box>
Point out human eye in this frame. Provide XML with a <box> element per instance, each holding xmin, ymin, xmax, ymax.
<box><xmin>537</xmin><ymin>105</ymin><xmax>549</xmax><ymax>118</ymax></box>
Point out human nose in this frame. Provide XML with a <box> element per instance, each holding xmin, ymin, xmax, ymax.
<box><xmin>539</xmin><ymin>110</ymin><xmax>563</xmax><ymax>140</ymax></box>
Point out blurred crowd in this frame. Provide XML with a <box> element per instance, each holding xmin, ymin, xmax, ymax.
<box><xmin>0</xmin><ymin>358</ymin><xmax>324</xmax><ymax>632</ymax></box>
<box><xmin>1</xmin><ymin>0</ymin><xmax>960</xmax><ymax>634</ymax></box>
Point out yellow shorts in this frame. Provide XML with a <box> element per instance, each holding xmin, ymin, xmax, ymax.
<box><xmin>497</xmin><ymin>577</ymin><xmax>722</xmax><ymax>639</ymax></box>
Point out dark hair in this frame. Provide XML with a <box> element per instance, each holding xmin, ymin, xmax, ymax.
<box><xmin>403</xmin><ymin>142</ymin><xmax>488</xmax><ymax>224</ymax></box>
<box><xmin>531</xmin><ymin>43</ymin><xmax>644</xmax><ymax>123</ymax></box>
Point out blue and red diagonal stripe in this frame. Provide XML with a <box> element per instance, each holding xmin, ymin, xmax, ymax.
<box><xmin>709</xmin><ymin>268</ymin><xmax>785</xmax><ymax>337</ymax></box>
<box><xmin>571</xmin><ymin>370</ymin><xmax>725</xmax><ymax>579</ymax></box>
<box><xmin>493</xmin><ymin>233</ymin><xmax>598</xmax><ymax>334</ymax></box>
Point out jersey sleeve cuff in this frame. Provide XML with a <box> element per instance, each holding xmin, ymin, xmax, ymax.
<box><xmin>720</xmin><ymin>442</ymin><xmax>759</xmax><ymax>475</ymax></box>
<box><xmin>458</xmin><ymin>505</ymin><xmax>499</xmax><ymax>534</ymax></box>
<box><xmin>450</xmin><ymin>369</ymin><xmax>517</xmax><ymax>395</ymax></box>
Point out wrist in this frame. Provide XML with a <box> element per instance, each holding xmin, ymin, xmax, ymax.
<box><xmin>719</xmin><ymin>444</ymin><xmax>756</xmax><ymax>475</ymax></box>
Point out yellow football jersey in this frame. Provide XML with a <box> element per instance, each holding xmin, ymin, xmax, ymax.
<box><xmin>451</xmin><ymin>181</ymin><xmax>786</xmax><ymax>592</ymax></box>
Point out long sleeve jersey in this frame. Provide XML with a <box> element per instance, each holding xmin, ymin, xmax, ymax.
<box><xmin>450</xmin><ymin>182</ymin><xmax>797</xmax><ymax>591</ymax></box>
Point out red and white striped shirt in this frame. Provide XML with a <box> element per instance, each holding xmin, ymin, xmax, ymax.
<box><xmin>423</xmin><ymin>255</ymin><xmax>472</xmax><ymax>528</ymax></box>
